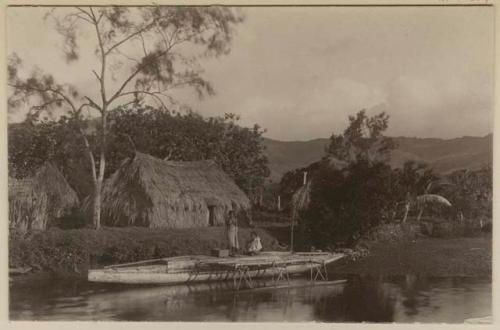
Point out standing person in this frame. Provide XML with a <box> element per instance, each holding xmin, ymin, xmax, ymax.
<box><xmin>226</xmin><ymin>210</ymin><xmax>239</xmax><ymax>256</ymax></box>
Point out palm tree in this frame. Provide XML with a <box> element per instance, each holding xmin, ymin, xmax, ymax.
<box><xmin>398</xmin><ymin>161</ymin><xmax>452</xmax><ymax>223</ymax></box>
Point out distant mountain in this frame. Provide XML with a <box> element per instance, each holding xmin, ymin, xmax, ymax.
<box><xmin>263</xmin><ymin>134</ymin><xmax>493</xmax><ymax>182</ymax></box>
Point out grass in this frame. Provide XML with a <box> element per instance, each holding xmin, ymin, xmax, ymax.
<box><xmin>332</xmin><ymin>235</ymin><xmax>492</xmax><ymax>277</ymax></box>
<box><xmin>9</xmin><ymin>226</ymin><xmax>283</xmax><ymax>278</ymax></box>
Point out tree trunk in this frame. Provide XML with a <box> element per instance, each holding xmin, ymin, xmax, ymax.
<box><xmin>93</xmin><ymin>111</ymin><xmax>107</xmax><ymax>230</ymax></box>
<box><xmin>402</xmin><ymin>202</ymin><xmax>410</xmax><ymax>223</ymax></box>
<box><xmin>417</xmin><ymin>206</ymin><xmax>424</xmax><ymax>222</ymax></box>
<box><xmin>92</xmin><ymin>180</ymin><xmax>103</xmax><ymax>229</ymax></box>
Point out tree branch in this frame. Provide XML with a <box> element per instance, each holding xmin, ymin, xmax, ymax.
<box><xmin>105</xmin><ymin>21</ymin><xmax>156</xmax><ymax>56</ymax></box>
<box><xmin>9</xmin><ymin>83</ymin><xmax>78</xmax><ymax>114</ymax></box>
<box><xmin>75</xmin><ymin>7</ymin><xmax>94</xmax><ymax>22</ymax></box>
<box><xmin>68</xmin><ymin>12</ymin><xmax>94</xmax><ymax>24</ymax></box>
<box><xmin>92</xmin><ymin>70</ymin><xmax>100</xmax><ymax>81</ymax></box>
<box><xmin>29</xmin><ymin>98</ymin><xmax>64</xmax><ymax>111</ymax></box>
<box><xmin>89</xmin><ymin>7</ymin><xmax>107</xmax><ymax>109</ymax></box>
<box><xmin>84</xmin><ymin>96</ymin><xmax>102</xmax><ymax>112</ymax></box>
<box><xmin>113</xmin><ymin>48</ymin><xmax>141</xmax><ymax>65</ymax></box>
<box><xmin>104</xmin><ymin>11</ymin><xmax>175</xmax><ymax>56</ymax></box>
<box><xmin>138</xmin><ymin>32</ymin><xmax>149</xmax><ymax>58</ymax></box>
<box><xmin>112</xmin><ymin>90</ymin><xmax>170</xmax><ymax>110</ymax></box>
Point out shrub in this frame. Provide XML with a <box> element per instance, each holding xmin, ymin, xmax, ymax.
<box><xmin>297</xmin><ymin>160</ymin><xmax>399</xmax><ymax>250</ymax></box>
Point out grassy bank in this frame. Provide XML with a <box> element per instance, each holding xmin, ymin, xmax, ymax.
<box><xmin>9</xmin><ymin>226</ymin><xmax>283</xmax><ymax>278</ymax></box>
<box><xmin>332</xmin><ymin>235</ymin><xmax>492</xmax><ymax>277</ymax></box>
<box><xmin>10</xmin><ymin>220</ymin><xmax>492</xmax><ymax>280</ymax></box>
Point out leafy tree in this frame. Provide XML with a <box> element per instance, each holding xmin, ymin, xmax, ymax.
<box><xmin>392</xmin><ymin>161</ymin><xmax>453</xmax><ymax>223</ymax></box>
<box><xmin>106</xmin><ymin>106</ymin><xmax>269</xmax><ymax>196</ymax></box>
<box><xmin>393</xmin><ymin>161</ymin><xmax>436</xmax><ymax>222</ymax></box>
<box><xmin>281</xmin><ymin>110</ymin><xmax>395</xmax><ymax>212</ymax></box>
<box><xmin>297</xmin><ymin>160</ymin><xmax>399</xmax><ymax>249</ymax></box>
<box><xmin>9</xmin><ymin>106</ymin><xmax>270</xmax><ymax>200</ymax></box>
<box><xmin>441</xmin><ymin>166</ymin><xmax>492</xmax><ymax>224</ymax></box>
<box><xmin>8</xmin><ymin>116</ymin><xmax>94</xmax><ymax>198</ymax></box>
<box><xmin>326</xmin><ymin>110</ymin><xmax>396</xmax><ymax>164</ymax></box>
<box><xmin>8</xmin><ymin>6</ymin><xmax>243</xmax><ymax>228</ymax></box>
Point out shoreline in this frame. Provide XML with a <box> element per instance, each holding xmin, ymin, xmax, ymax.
<box><xmin>9</xmin><ymin>226</ymin><xmax>284</xmax><ymax>280</ymax></box>
<box><xmin>9</xmin><ymin>226</ymin><xmax>492</xmax><ymax>283</ymax></box>
<box><xmin>331</xmin><ymin>235</ymin><xmax>492</xmax><ymax>278</ymax></box>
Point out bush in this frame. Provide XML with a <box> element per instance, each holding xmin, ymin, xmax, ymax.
<box><xmin>9</xmin><ymin>226</ymin><xmax>283</xmax><ymax>277</ymax></box>
<box><xmin>418</xmin><ymin>216</ymin><xmax>488</xmax><ymax>238</ymax></box>
<box><xmin>297</xmin><ymin>160</ymin><xmax>399</xmax><ymax>250</ymax></box>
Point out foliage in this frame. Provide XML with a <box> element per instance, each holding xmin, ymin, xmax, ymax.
<box><xmin>440</xmin><ymin>166</ymin><xmax>492</xmax><ymax>223</ymax></box>
<box><xmin>289</xmin><ymin>109</ymin><xmax>485</xmax><ymax>250</ymax></box>
<box><xmin>8</xmin><ymin>5</ymin><xmax>243</xmax><ymax>228</ymax></box>
<box><xmin>9</xmin><ymin>226</ymin><xmax>281</xmax><ymax>277</ymax></box>
<box><xmin>106</xmin><ymin>106</ymin><xmax>270</xmax><ymax>196</ymax></box>
<box><xmin>284</xmin><ymin>111</ymin><xmax>399</xmax><ymax>249</ymax></box>
<box><xmin>297</xmin><ymin>160</ymin><xmax>399</xmax><ymax>250</ymax></box>
<box><xmin>326</xmin><ymin>110</ymin><xmax>396</xmax><ymax>164</ymax></box>
<box><xmin>280</xmin><ymin>110</ymin><xmax>395</xmax><ymax>212</ymax></box>
<box><xmin>8</xmin><ymin>117</ymin><xmax>94</xmax><ymax>198</ymax></box>
<box><xmin>8</xmin><ymin>107</ymin><xmax>270</xmax><ymax>199</ymax></box>
<box><xmin>392</xmin><ymin>161</ymin><xmax>437</xmax><ymax>201</ymax></box>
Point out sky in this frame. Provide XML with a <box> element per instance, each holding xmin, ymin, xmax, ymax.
<box><xmin>7</xmin><ymin>6</ymin><xmax>495</xmax><ymax>141</ymax></box>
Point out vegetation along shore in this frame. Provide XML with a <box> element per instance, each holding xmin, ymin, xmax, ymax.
<box><xmin>8</xmin><ymin>108</ymin><xmax>492</xmax><ymax>281</ymax></box>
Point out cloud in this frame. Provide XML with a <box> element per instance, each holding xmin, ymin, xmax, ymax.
<box><xmin>7</xmin><ymin>6</ymin><xmax>494</xmax><ymax>141</ymax></box>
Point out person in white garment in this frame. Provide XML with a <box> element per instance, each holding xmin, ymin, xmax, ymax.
<box><xmin>246</xmin><ymin>231</ymin><xmax>262</xmax><ymax>255</ymax></box>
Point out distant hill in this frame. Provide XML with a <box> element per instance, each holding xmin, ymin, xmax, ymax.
<box><xmin>263</xmin><ymin>134</ymin><xmax>493</xmax><ymax>182</ymax></box>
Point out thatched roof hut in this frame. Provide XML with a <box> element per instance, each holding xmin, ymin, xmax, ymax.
<box><xmin>8</xmin><ymin>163</ymin><xmax>79</xmax><ymax>231</ymax></box>
<box><xmin>95</xmin><ymin>152</ymin><xmax>250</xmax><ymax>228</ymax></box>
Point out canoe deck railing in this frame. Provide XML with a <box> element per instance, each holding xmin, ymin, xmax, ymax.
<box><xmin>191</xmin><ymin>257</ymin><xmax>331</xmax><ymax>290</ymax></box>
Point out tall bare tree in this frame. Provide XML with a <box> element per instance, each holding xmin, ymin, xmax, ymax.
<box><xmin>8</xmin><ymin>6</ymin><xmax>243</xmax><ymax>229</ymax></box>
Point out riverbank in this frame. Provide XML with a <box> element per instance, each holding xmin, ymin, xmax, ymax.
<box><xmin>332</xmin><ymin>235</ymin><xmax>492</xmax><ymax>277</ymax></box>
<box><xmin>9</xmin><ymin>226</ymin><xmax>283</xmax><ymax>279</ymax></box>
<box><xmin>10</xmin><ymin>223</ymin><xmax>492</xmax><ymax>280</ymax></box>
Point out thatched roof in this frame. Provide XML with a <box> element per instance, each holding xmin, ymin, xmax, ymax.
<box><xmin>96</xmin><ymin>152</ymin><xmax>250</xmax><ymax>228</ymax></box>
<box><xmin>9</xmin><ymin>163</ymin><xmax>79</xmax><ymax>231</ymax></box>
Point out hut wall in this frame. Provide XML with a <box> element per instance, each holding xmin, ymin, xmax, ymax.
<box><xmin>9</xmin><ymin>192</ymin><xmax>49</xmax><ymax>231</ymax></box>
<box><xmin>9</xmin><ymin>164</ymin><xmax>79</xmax><ymax>232</ymax></box>
<box><xmin>101</xmin><ymin>197</ymin><xmax>239</xmax><ymax>229</ymax></box>
<box><xmin>129</xmin><ymin>203</ymin><xmax>236</xmax><ymax>228</ymax></box>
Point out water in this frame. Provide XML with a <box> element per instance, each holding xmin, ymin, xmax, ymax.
<box><xmin>10</xmin><ymin>274</ymin><xmax>491</xmax><ymax>322</ymax></box>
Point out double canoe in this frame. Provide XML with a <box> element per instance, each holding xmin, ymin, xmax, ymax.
<box><xmin>88</xmin><ymin>251</ymin><xmax>344</xmax><ymax>285</ymax></box>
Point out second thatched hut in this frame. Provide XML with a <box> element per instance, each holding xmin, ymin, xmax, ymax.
<box><xmin>8</xmin><ymin>162</ymin><xmax>80</xmax><ymax>231</ymax></box>
<box><xmin>93</xmin><ymin>152</ymin><xmax>250</xmax><ymax>228</ymax></box>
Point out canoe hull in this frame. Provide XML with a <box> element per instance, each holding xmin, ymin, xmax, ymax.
<box><xmin>88</xmin><ymin>253</ymin><xmax>344</xmax><ymax>285</ymax></box>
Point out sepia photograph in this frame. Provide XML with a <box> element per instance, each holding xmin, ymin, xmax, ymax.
<box><xmin>5</xmin><ymin>1</ymin><xmax>494</xmax><ymax>323</ymax></box>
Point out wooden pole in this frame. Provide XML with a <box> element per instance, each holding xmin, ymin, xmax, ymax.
<box><xmin>277</xmin><ymin>195</ymin><xmax>281</xmax><ymax>211</ymax></box>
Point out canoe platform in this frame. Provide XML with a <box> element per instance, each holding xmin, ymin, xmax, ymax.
<box><xmin>89</xmin><ymin>251</ymin><xmax>345</xmax><ymax>290</ymax></box>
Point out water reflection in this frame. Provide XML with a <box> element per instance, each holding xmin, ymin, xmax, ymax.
<box><xmin>312</xmin><ymin>276</ymin><xmax>396</xmax><ymax>322</ymax></box>
<box><xmin>10</xmin><ymin>274</ymin><xmax>491</xmax><ymax>322</ymax></box>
